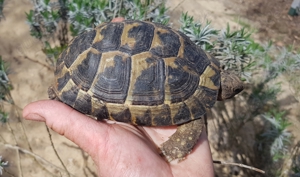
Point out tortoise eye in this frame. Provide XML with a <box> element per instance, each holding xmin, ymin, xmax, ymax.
<box><xmin>234</xmin><ymin>88</ymin><xmax>243</xmax><ymax>93</ymax></box>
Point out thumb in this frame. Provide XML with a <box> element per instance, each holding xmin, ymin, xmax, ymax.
<box><xmin>22</xmin><ymin>100</ymin><xmax>108</xmax><ymax>156</ymax></box>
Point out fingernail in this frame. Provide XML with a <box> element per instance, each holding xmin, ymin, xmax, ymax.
<box><xmin>24</xmin><ymin>113</ymin><xmax>45</xmax><ymax>121</ymax></box>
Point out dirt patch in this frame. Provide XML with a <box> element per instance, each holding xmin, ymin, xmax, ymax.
<box><xmin>225</xmin><ymin>0</ymin><xmax>300</xmax><ymax>48</ymax></box>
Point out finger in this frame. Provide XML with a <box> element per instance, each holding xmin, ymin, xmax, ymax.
<box><xmin>22</xmin><ymin>100</ymin><xmax>109</xmax><ymax>156</ymax></box>
<box><xmin>111</xmin><ymin>17</ymin><xmax>125</xmax><ymax>22</ymax></box>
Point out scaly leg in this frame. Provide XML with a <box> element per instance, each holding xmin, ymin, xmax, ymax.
<box><xmin>160</xmin><ymin>118</ymin><xmax>204</xmax><ymax>162</ymax></box>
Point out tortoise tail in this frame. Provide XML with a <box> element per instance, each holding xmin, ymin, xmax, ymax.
<box><xmin>48</xmin><ymin>86</ymin><xmax>60</xmax><ymax>101</ymax></box>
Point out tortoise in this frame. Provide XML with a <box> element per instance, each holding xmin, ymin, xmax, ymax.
<box><xmin>48</xmin><ymin>20</ymin><xmax>244</xmax><ymax>162</ymax></box>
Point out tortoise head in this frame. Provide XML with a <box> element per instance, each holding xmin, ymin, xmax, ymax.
<box><xmin>217</xmin><ymin>70</ymin><xmax>244</xmax><ymax>101</ymax></box>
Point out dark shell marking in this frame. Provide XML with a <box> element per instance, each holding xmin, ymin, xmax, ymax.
<box><xmin>51</xmin><ymin>20</ymin><xmax>221</xmax><ymax>126</ymax></box>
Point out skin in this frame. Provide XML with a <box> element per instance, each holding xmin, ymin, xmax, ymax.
<box><xmin>23</xmin><ymin>18</ymin><xmax>215</xmax><ymax>177</ymax></box>
<box><xmin>23</xmin><ymin>100</ymin><xmax>214</xmax><ymax>177</ymax></box>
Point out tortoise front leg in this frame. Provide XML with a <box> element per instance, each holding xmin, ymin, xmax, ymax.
<box><xmin>160</xmin><ymin>118</ymin><xmax>204</xmax><ymax>162</ymax></box>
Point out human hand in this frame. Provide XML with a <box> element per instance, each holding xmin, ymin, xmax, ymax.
<box><xmin>23</xmin><ymin>100</ymin><xmax>214</xmax><ymax>177</ymax></box>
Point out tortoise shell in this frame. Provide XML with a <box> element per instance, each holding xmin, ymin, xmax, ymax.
<box><xmin>49</xmin><ymin>20</ymin><xmax>221</xmax><ymax>126</ymax></box>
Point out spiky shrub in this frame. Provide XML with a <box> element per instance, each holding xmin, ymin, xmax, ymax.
<box><xmin>179</xmin><ymin>12</ymin><xmax>218</xmax><ymax>51</ymax></box>
<box><xmin>0</xmin><ymin>58</ymin><xmax>12</xmax><ymax>94</ymax></box>
<box><xmin>66</xmin><ymin>0</ymin><xmax>169</xmax><ymax>35</ymax></box>
<box><xmin>0</xmin><ymin>56</ymin><xmax>12</xmax><ymax>176</ymax></box>
<box><xmin>260</xmin><ymin>110</ymin><xmax>291</xmax><ymax>161</ymax></box>
<box><xmin>180</xmin><ymin>13</ymin><xmax>255</xmax><ymax>82</ymax></box>
<box><xmin>0</xmin><ymin>156</ymin><xmax>8</xmax><ymax>175</ymax></box>
<box><xmin>26</xmin><ymin>0</ymin><xmax>169</xmax><ymax>65</ymax></box>
<box><xmin>0</xmin><ymin>1</ymin><xmax>11</xmax><ymax>174</ymax></box>
<box><xmin>290</xmin><ymin>142</ymin><xmax>300</xmax><ymax>176</ymax></box>
<box><xmin>0</xmin><ymin>0</ymin><xmax>4</xmax><ymax>20</ymax></box>
<box><xmin>179</xmin><ymin>12</ymin><xmax>297</xmax><ymax>176</ymax></box>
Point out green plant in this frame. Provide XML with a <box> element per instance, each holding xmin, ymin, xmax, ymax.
<box><xmin>178</xmin><ymin>12</ymin><xmax>295</xmax><ymax>176</ymax></box>
<box><xmin>0</xmin><ymin>57</ymin><xmax>11</xmax><ymax>175</ymax></box>
<box><xmin>260</xmin><ymin>110</ymin><xmax>291</xmax><ymax>161</ymax></box>
<box><xmin>0</xmin><ymin>1</ymin><xmax>11</xmax><ymax>175</ymax></box>
<box><xmin>0</xmin><ymin>56</ymin><xmax>12</xmax><ymax>123</ymax></box>
<box><xmin>66</xmin><ymin>0</ymin><xmax>169</xmax><ymax>36</ymax></box>
<box><xmin>0</xmin><ymin>0</ymin><xmax>4</xmax><ymax>20</ymax></box>
<box><xmin>26</xmin><ymin>0</ymin><xmax>169</xmax><ymax>65</ymax></box>
<box><xmin>0</xmin><ymin>156</ymin><xmax>8</xmax><ymax>175</ymax></box>
<box><xmin>0</xmin><ymin>110</ymin><xmax>8</xmax><ymax>123</ymax></box>
<box><xmin>179</xmin><ymin>13</ymin><xmax>256</xmax><ymax>81</ymax></box>
<box><xmin>291</xmin><ymin>143</ymin><xmax>300</xmax><ymax>177</ymax></box>
<box><xmin>179</xmin><ymin>12</ymin><xmax>218</xmax><ymax>50</ymax></box>
<box><xmin>26</xmin><ymin>0</ymin><xmax>60</xmax><ymax>39</ymax></box>
<box><xmin>0</xmin><ymin>57</ymin><xmax>12</xmax><ymax>96</ymax></box>
<box><xmin>233</xmin><ymin>16</ymin><xmax>256</xmax><ymax>33</ymax></box>
<box><xmin>214</xmin><ymin>24</ymin><xmax>254</xmax><ymax>80</ymax></box>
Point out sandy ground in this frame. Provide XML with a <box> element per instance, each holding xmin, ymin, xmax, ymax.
<box><xmin>0</xmin><ymin>0</ymin><xmax>299</xmax><ymax>176</ymax></box>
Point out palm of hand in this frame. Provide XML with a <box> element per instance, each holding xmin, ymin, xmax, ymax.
<box><xmin>23</xmin><ymin>100</ymin><xmax>214</xmax><ymax>177</ymax></box>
